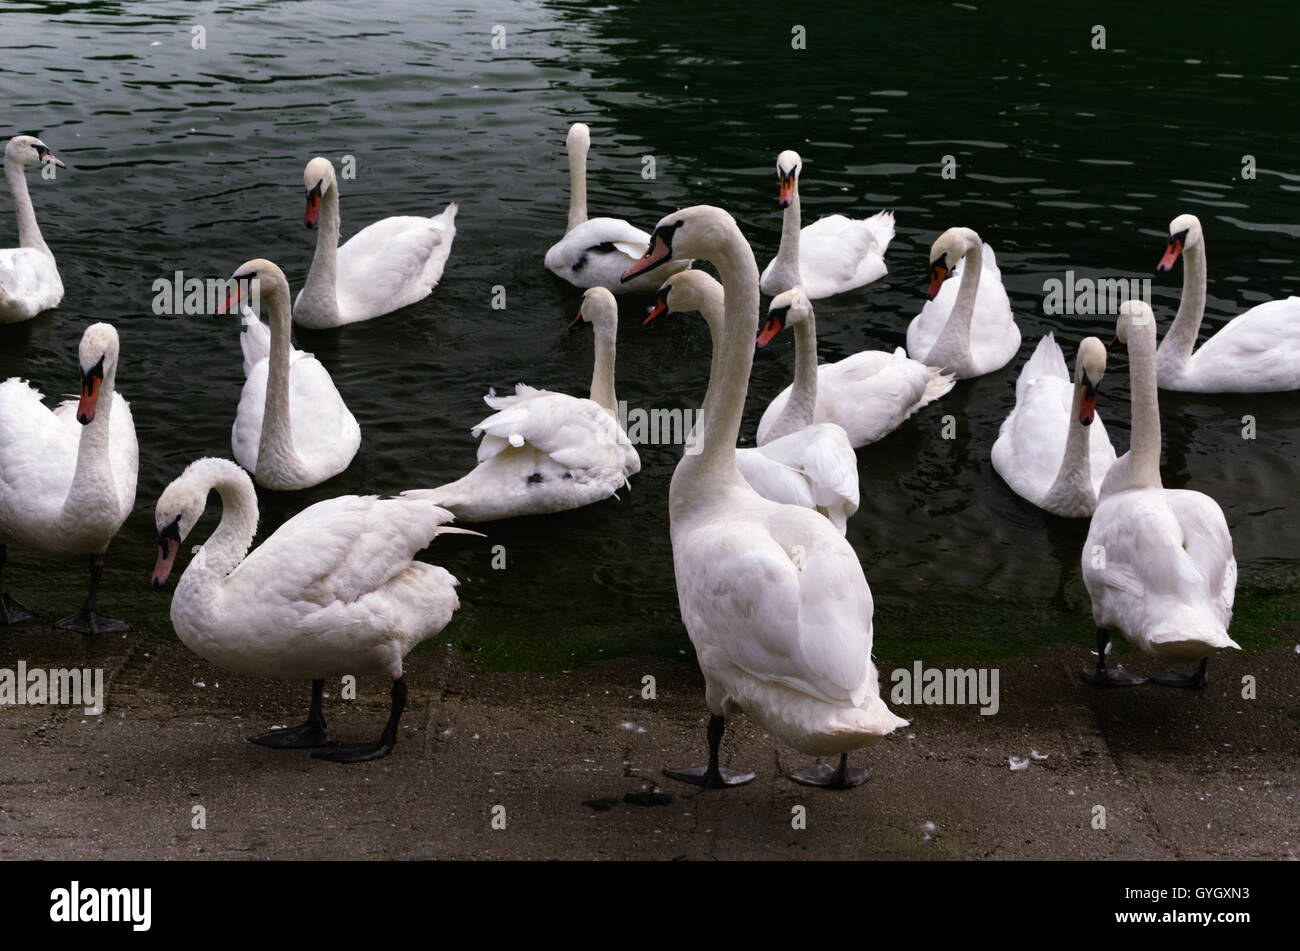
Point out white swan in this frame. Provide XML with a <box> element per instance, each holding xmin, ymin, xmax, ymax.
<box><xmin>404</xmin><ymin>287</ymin><xmax>640</xmax><ymax>522</ymax></box>
<box><xmin>622</xmin><ymin>204</ymin><xmax>906</xmax><ymax>789</ymax></box>
<box><xmin>293</xmin><ymin>156</ymin><xmax>457</xmax><ymax>328</ymax></box>
<box><xmin>1082</xmin><ymin>300</ymin><xmax>1238</xmax><ymax>689</ymax></box>
<box><xmin>152</xmin><ymin>457</ymin><xmax>472</xmax><ymax>762</ymax></box>
<box><xmin>543</xmin><ymin>122</ymin><xmax>689</xmax><ymax>294</ymax></box>
<box><xmin>1154</xmin><ymin>212</ymin><xmax>1300</xmax><ymax>392</ymax></box>
<box><xmin>992</xmin><ymin>334</ymin><xmax>1117</xmax><ymax>518</ymax></box>
<box><xmin>221</xmin><ymin>259</ymin><xmax>360</xmax><ymax>491</ymax></box>
<box><xmin>645</xmin><ymin>270</ymin><xmax>859</xmax><ymax>534</ymax></box>
<box><xmin>0</xmin><ymin>322</ymin><xmax>136</xmax><ymax>632</ymax></box>
<box><xmin>0</xmin><ymin>135</ymin><xmax>65</xmax><ymax>323</ymax></box>
<box><xmin>760</xmin><ymin>149</ymin><xmax>894</xmax><ymax>299</ymax></box>
<box><xmin>756</xmin><ymin>287</ymin><xmax>955</xmax><ymax>448</ymax></box>
<box><xmin>907</xmin><ymin>227</ymin><xmax>1021</xmax><ymax>379</ymax></box>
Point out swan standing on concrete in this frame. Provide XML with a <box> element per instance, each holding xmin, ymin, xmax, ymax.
<box><xmin>907</xmin><ymin>227</ymin><xmax>1021</xmax><ymax>379</ymax></box>
<box><xmin>645</xmin><ymin>270</ymin><xmax>859</xmax><ymax>533</ymax></box>
<box><xmin>405</xmin><ymin>287</ymin><xmax>639</xmax><ymax>521</ymax></box>
<box><xmin>756</xmin><ymin>287</ymin><xmax>954</xmax><ymax>448</ymax></box>
<box><xmin>1154</xmin><ymin>213</ymin><xmax>1300</xmax><ymax>392</ymax></box>
<box><xmin>152</xmin><ymin>457</ymin><xmax>473</xmax><ymax>762</ymax></box>
<box><xmin>760</xmin><ymin>149</ymin><xmax>894</xmax><ymax>299</ymax></box>
<box><xmin>992</xmin><ymin>334</ymin><xmax>1116</xmax><ymax>518</ymax></box>
<box><xmin>1082</xmin><ymin>301</ymin><xmax>1238</xmax><ymax>689</ymax></box>
<box><xmin>0</xmin><ymin>134</ymin><xmax>66</xmax><ymax>323</ymax></box>
<box><xmin>623</xmin><ymin>205</ymin><xmax>905</xmax><ymax>789</ymax></box>
<box><xmin>293</xmin><ymin>156</ymin><xmax>457</xmax><ymax>328</ymax></box>
<box><xmin>0</xmin><ymin>323</ymin><xmax>136</xmax><ymax>633</ymax></box>
<box><xmin>221</xmin><ymin>259</ymin><xmax>360</xmax><ymax>490</ymax></box>
<box><xmin>543</xmin><ymin>122</ymin><xmax>689</xmax><ymax>294</ymax></box>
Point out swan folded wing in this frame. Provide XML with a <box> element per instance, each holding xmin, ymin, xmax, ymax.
<box><xmin>337</xmin><ymin>216</ymin><xmax>445</xmax><ymax>317</ymax></box>
<box><xmin>800</xmin><ymin>215</ymin><xmax>879</xmax><ymax>286</ymax></box>
<box><xmin>1015</xmin><ymin>333</ymin><xmax>1069</xmax><ymax>404</ymax></box>
<box><xmin>232</xmin><ymin>495</ymin><xmax>457</xmax><ymax>609</ymax></box>
<box><xmin>995</xmin><ymin>377</ymin><xmax>1070</xmax><ymax>495</ymax></box>
<box><xmin>471</xmin><ymin>391</ymin><xmax>632</xmax><ymax>473</ymax></box>
<box><xmin>0</xmin><ymin>380</ymin><xmax>78</xmax><ymax>521</ymax></box>
<box><xmin>0</xmin><ymin>248</ymin><xmax>61</xmax><ymax>314</ymax></box>
<box><xmin>735</xmin><ymin>451</ymin><xmax>818</xmax><ymax>512</ymax></box>
<box><xmin>1163</xmin><ymin>489</ymin><xmax>1237</xmax><ymax>614</ymax></box>
<box><xmin>544</xmin><ymin>217</ymin><xmax>653</xmax><ymax>269</ymax></box>
<box><xmin>231</xmin><ymin>364</ymin><xmax>268</xmax><ymax>472</ymax></box>
<box><xmin>683</xmin><ymin>524</ymin><xmax>871</xmax><ymax>706</ymax></box>
<box><xmin>1188</xmin><ymin>298</ymin><xmax>1300</xmax><ymax>388</ymax></box>
<box><xmin>749</xmin><ymin>425</ymin><xmax>859</xmax><ymax>510</ymax></box>
<box><xmin>108</xmin><ymin>393</ymin><xmax>139</xmax><ymax>520</ymax></box>
<box><xmin>287</xmin><ymin>356</ymin><xmax>361</xmax><ymax>468</ymax></box>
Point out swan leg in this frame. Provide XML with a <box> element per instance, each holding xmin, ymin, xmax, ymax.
<box><xmin>789</xmin><ymin>752</ymin><xmax>870</xmax><ymax>789</ymax></box>
<box><xmin>1149</xmin><ymin>657</ymin><xmax>1210</xmax><ymax>689</ymax></box>
<box><xmin>313</xmin><ymin>677</ymin><xmax>406</xmax><ymax>763</ymax></box>
<box><xmin>54</xmin><ymin>554</ymin><xmax>130</xmax><ymax>635</ymax></box>
<box><xmin>1081</xmin><ymin>627</ymin><xmax>1146</xmax><ymax>687</ymax></box>
<box><xmin>248</xmin><ymin>679</ymin><xmax>329</xmax><ymax>749</ymax></box>
<box><xmin>662</xmin><ymin>714</ymin><xmax>756</xmax><ymax>789</ymax></box>
<box><xmin>0</xmin><ymin>545</ymin><xmax>38</xmax><ymax>626</ymax></box>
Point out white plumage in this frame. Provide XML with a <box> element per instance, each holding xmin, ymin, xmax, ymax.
<box><xmin>405</xmin><ymin>287</ymin><xmax>639</xmax><ymax>522</ymax></box>
<box><xmin>293</xmin><ymin>156</ymin><xmax>457</xmax><ymax>328</ymax></box>
<box><xmin>992</xmin><ymin>333</ymin><xmax>1116</xmax><ymax>518</ymax></box>
<box><xmin>907</xmin><ymin>228</ymin><xmax>1021</xmax><ymax>379</ymax></box>
<box><xmin>0</xmin><ymin>135</ymin><xmax>65</xmax><ymax>323</ymax></box>
<box><xmin>761</xmin><ymin>150</ymin><xmax>894</xmax><ymax>300</ymax></box>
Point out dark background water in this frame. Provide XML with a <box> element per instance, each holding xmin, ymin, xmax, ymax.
<box><xmin>2</xmin><ymin>0</ymin><xmax>1297</xmax><ymax>668</ymax></box>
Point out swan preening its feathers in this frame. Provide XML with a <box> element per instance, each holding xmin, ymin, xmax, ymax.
<box><xmin>1</xmin><ymin>134</ymin><xmax>66</xmax><ymax>323</ymax></box>
<box><xmin>404</xmin><ymin>286</ymin><xmax>640</xmax><ymax>522</ymax></box>
<box><xmin>908</xmin><ymin>227</ymin><xmax>1021</xmax><ymax>379</ymax></box>
<box><xmin>760</xmin><ymin>149</ymin><xmax>894</xmax><ymax>300</ymax></box>
<box><xmin>1082</xmin><ymin>301</ymin><xmax>1238</xmax><ymax>689</ymax></box>
<box><xmin>992</xmin><ymin>334</ymin><xmax>1117</xmax><ymax>518</ymax></box>
<box><xmin>222</xmin><ymin>259</ymin><xmax>361</xmax><ymax>491</ymax></box>
<box><xmin>293</xmin><ymin>156</ymin><xmax>457</xmax><ymax>328</ymax></box>
<box><xmin>756</xmin><ymin>287</ymin><xmax>955</xmax><ymax>448</ymax></box>
<box><xmin>645</xmin><ymin>270</ymin><xmax>859</xmax><ymax>534</ymax></box>
<box><xmin>544</xmin><ymin>122</ymin><xmax>690</xmax><ymax>294</ymax></box>
<box><xmin>152</xmin><ymin>457</ymin><xmax>472</xmax><ymax>761</ymax></box>
<box><xmin>0</xmin><ymin>322</ymin><xmax>137</xmax><ymax>633</ymax></box>
<box><xmin>622</xmin><ymin>205</ymin><xmax>905</xmax><ymax>790</ymax></box>
<box><xmin>1154</xmin><ymin>213</ymin><xmax>1300</xmax><ymax>392</ymax></box>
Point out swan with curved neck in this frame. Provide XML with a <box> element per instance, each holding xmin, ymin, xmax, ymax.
<box><xmin>0</xmin><ymin>134</ymin><xmax>66</xmax><ymax>323</ymax></box>
<box><xmin>544</xmin><ymin>122</ymin><xmax>689</xmax><ymax>294</ymax></box>
<box><xmin>622</xmin><ymin>205</ymin><xmax>905</xmax><ymax>790</ymax></box>
<box><xmin>404</xmin><ymin>286</ymin><xmax>639</xmax><ymax>522</ymax></box>
<box><xmin>907</xmin><ymin>226</ymin><xmax>1021</xmax><ymax>379</ymax></box>
<box><xmin>992</xmin><ymin>334</ymin><xmax>1116</xmax><ymax>518</ymax></box>
<box><xmin>220</xmin><ymin>258</ymin><xmax>360</xmax><ymax>490</ymax></box>
<box><xmin>1154</xmin><ymin>212</ymin><xmax>1300</xmax><ymax>392</ymax></box>
<box><xmin>756</xmin><ymin>286</ymin><xmax>956</xmax><ymax>447</ymax></box>
<box><xmin>760</xmin><ymin>149</ymin><xmax>895</xmax><ymax>300</ymax></box>
<box><xmin>645</xmin><ymin>270</ymin><xmax>859</xmax><ymax>533</ymax></box>
<box><xmin>1082</xmin><ymin>300</ymin><xmax>1238</xmax><ymax>689</ymax></box>
<box><xmin>152</xmin><ymin>456</ymin><xmax>472</xmax><ymax>762</ymax></box>
<box><xmin>293</xmin><ymin>156</ymin><xmax>457</xmax><ymax>328</ymax></box>
<box><xmin>0</xmin><ymin>322</ymin><xmax>137</xmax><ymax>632</ymax></box>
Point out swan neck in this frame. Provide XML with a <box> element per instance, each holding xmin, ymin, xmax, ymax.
<box><xmin>300</xmin><ymin>187</ymin><xmax>341</xmax><ymax>320</ymax></box>
<box><xmin>258</xmin><ymin>293</ymin><xmax>300</xmax><ymax>467</ymax></box>
<box><xmin>1128</xmin><ymin>332</ymin><xmax>1163</xmax><ymax>488</ymax></box>
<box><xmin>950</xmin><ymin>242</ymin><xmax>982</xmax><ymax>340</ymax></box>
<box><xmin>770</xmin><ymin>186</ymin><xmax>802</xmax><ymax>285</ymax></box>
<box><xmin>1057</xmin><ymin>364</ymin><xmax>1092</xmax><ymax>486</ymax></box>
<box><xmin>68</xmin><ymin>357</ymin><xmax>117</xmax><ymax>514</ymax></box>
<box><xmin>1160</xmin><ymin>239</ymin><xmax>1206</xmax><ymax>365</ymax></box>
<box><xmin>588</xmin><ymin>324</ymin><xmax>618</xmax><ymax>416</ymax></box>
<box><xmin>768</xmin><ymin>312</ymin><xmax>819</xmax><ymax>440</ymax></box>
<box><xmin>567</xmin><ymin>140</ymin><xmax>588</xmax><ymax>232</ymax></box>
<box><xmin>189</xmin><ymin>467</ymin><xmax>259</xmax><ymax>583</ymax></box>
<box><xmin>5</xmin><ymin>159</ymin><xmax>51</xmax><ymax>258</ymax></box>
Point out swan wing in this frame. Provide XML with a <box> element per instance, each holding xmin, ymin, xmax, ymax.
<box><xmin>287</xmin><ymin>356</ymin><xmax>361</xmax><ymax>472</ymax></box>
<box><xmin>336</xmin><ymin>214</ymin><xmax>449</xmax><ymax>317</ymax></box>
<box><xmin>231</xmin><ymin>361</ymin><xmax>267</xmax><ymax>473</ymax></box>
<box><xmin>0</xmin><ymin>248</ymin><xmax>62</xmax><ymax>320</ymax></box>
<box><xmin>0</xmin><ymin>379</ymin><xmax>77</xmax><ymax>526</ymax></box>
<box><xmin>107</xmin><ymin>392</ymin><xmax>139</xmax><ymax>521</ymax></box>
<box><xmin>1183</xmin><ymin>297</ymin><xmax>1300</xmax><ymax>390</ymax></box>
<box><xmin>797</xmin><ymin>213</ymin><xmax>889</xmax><ymax>296</ymax></box>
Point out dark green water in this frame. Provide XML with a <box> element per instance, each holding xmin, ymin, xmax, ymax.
<box><xmin>2</xmin><ymin>1</ymin><xmax>1298</xmax><ymax>668</ymax></box>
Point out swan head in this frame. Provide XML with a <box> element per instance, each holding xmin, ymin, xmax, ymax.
<box><xmin>1114</xmin><ymin>299</ymin><xmax>1157</xmax><ymax>352</ymax></box>
<box><xmin>927</xmin><ymin>227</ymin><xmax>981</xmax><ymax>299</ymax></box>
<box><xmin>1157</xmin><ymin>213</ymin><xmax>1202</xmax><ymax>272</ymax></box>
<box><xmin>644</xmin><ymin>269</ymin><xmax>722</xmax><ymax>328</ymax></box>
<box><xmin>572</xmin><ymin>286</ymin><xmax>618</xmax><ymax>331</ymax></box>
<box><xmin>215</xmin><ymin>258</ymin><xmax>290</xmax><ymax>315</ymax></box>
<box><xmin>620</xmin><ymin>206</ymin><xmax>735</xmax><ymax>283</ymax></box>
<box><xmin>1076</xmin><ymin>337</ymin><xmax>1107</xmax><ymax>427</ymax></box>
<box><xmin>152</xmin><ymin>471</ymin><xmax>205</xmax><ymax>589</ymax></box>
<box><xmin>303</xmin><ymin>156</ymin><xmax>336</xmax><ymax>228</ymax></box>
<box><xmin>4</xmin><ymin>134</ymin><xmax>65</xmax><ymax>169</ymax></box>
<box><xmin>566</xmin><ymin>122</ymin><xmax>591</xmax><ymax>155</ymax></box>
<box><xmin>75</xmin><ymin>322</ymin><xmax>119</xmax><ymax>425</ymax></box>
<box><xmin>776</xmin><ymin>150</ymin><xmax>802</xmax><ymax>207</ymax></box>
<box><xmin>758</xmin><ymin>287</ymin><xmax>811</xmax><ymax>347</ymax></box>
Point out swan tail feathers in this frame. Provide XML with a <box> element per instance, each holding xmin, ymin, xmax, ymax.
<box><xmin>864</xmin><ymin>209</ymin><xmax>896</xmax><ymax>253</ymax></box>
<box><xmin>921</xmin><ymin>366</ymin><xmax>957</xmax><ymax>405</ymax></box>
<box><xmin>1016</xmin><ymin>333</ymin><xmax>1068</xmax><ymax>403</ymax></box>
